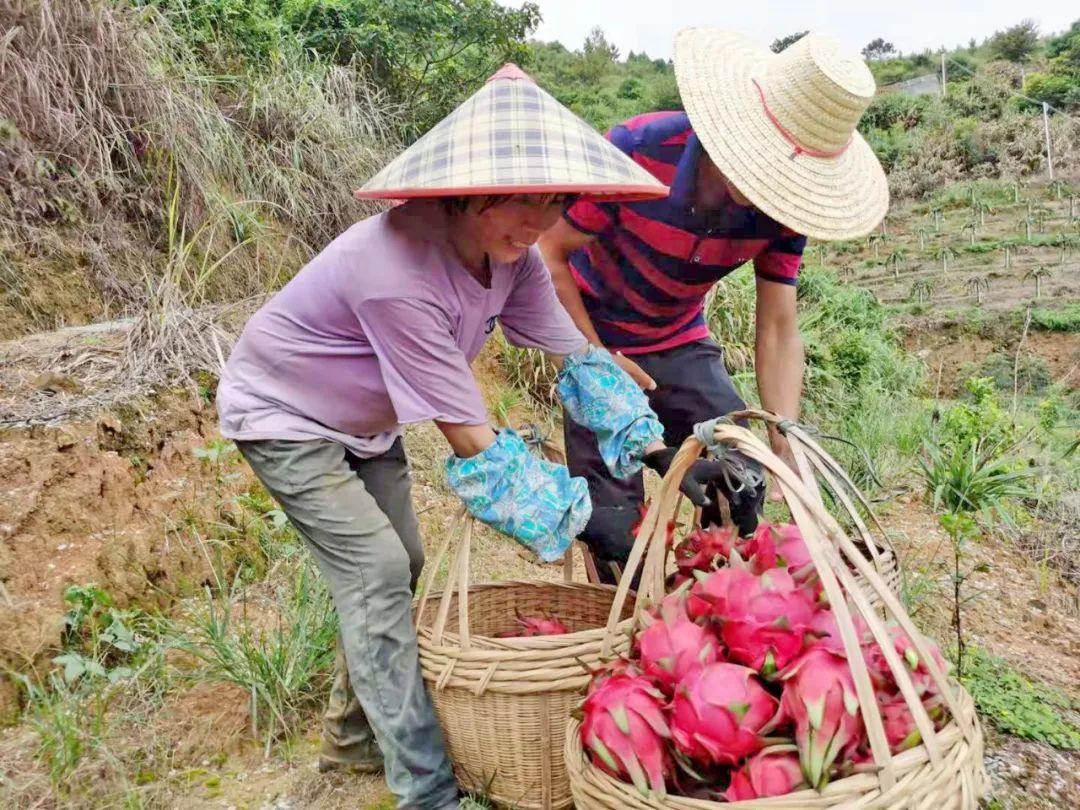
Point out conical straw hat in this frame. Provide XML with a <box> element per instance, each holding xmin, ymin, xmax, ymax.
<box><xmin>354</xmin><ymin>64</ymin><xmax>668</xmax><ymax>202</ymax></box>
<box><xmin>674</xmin><ymin>29</ymin><xmax>889</xmax><ymax>240</ymax></box>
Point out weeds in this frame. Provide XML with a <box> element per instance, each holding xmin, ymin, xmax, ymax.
<box><xmin>1029</xmin><ymin>304</ymin><xmax>1080</xmax><ymax>332</ymax></box>
<box><xmin>961</xmin><ymin>647</ymin><xmax>1080</xmax><ymax>749</ymax></box>
<box><xmin>20</xmin><ymin>673</ymin><xmax>109</xmax><ymax>784</ymax></box>
<box><xmin>175</xmin><ymin>561</ymin><xmax>337</xmax><ymax>753</ymax></box>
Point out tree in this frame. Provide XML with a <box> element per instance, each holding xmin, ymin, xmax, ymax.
<box><xmin>886</xmin><ymin>248</ymin><xmax>907</xmax><ymax>281</ymax></box>
<box><xmin>1033</xmin><ymin>208</ymin><xmax>1049</xmax><ymax>233</ymax></box>
<box><xmin>910</xmin><ymin>278</ymin><xmax>935</xmax><ymax>303</ymax></box>
<box><xmin>973</xmin><ymin>200</ymin><xmax>993</xmax><ymax>227</ymax></box>
<box><xmin>915</xmin><ymin>226</ymin><xmax>931</xmax><ymax>251</ymax></box>
<box><xmin>276</xmin><ymin>0</ymin><xmax>542</xmax><ymax>136</ymax></box>
<box><xmin>1003</xmin><ymin>242</ymin><xmax>1014</xmax><ymax>269</ymax></box>
<box><xmin>1058</xmin><ymin>234</ymin><xmax>1078</xmax><ymax>264</ymax></box>
<box><xmin>866</xmin><ymin>232</ymin><xmax>885</xmax><ymax>261</ymax></box>
<box><xmin>1020</xmin><ymin>216</ymin><xmax>1034</xmax><ymax>240</ymax></box>
<box><xmin>862</xmin><ymin>38</ymin><xmax>896</xmax><ymax>61</ymax></box>
<box><xmin>988</xmin><ymin>20</ymin><xmax>1040</xmax><ymax>64</ymax></box>
<box><xmin>966</xmin><ymin>276</ymin><xmax>990</xmax><ymax>305</ymax></box>
<box><xmin>961</xmin><ymin>220</ymin><xmax>978</xmax><ymax>246</ymax></box>
<box><xmin>579</xmin><ymin>27</ymin><xmax>619</xmax><ymax>82</ymax></box>
<box><xmin>931</xmin><ymin>207</ymin><xmax>944</xmax><ymax>231</ymax></box>
<box><xmin>1024</xmin><ymin>266</ymin><xmax>1052</xmax><ymax>298</ymax></box>
<box><xmin>771</xmin><ymin>31</ymin><xmax>808</xmax><ymax>54</ymax></box>
<box><xmin>936</xmin><ymin>245</ymin><xmax>956</xmax><ymax>274</ymax></box>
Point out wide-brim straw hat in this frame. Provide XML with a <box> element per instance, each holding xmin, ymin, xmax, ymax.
<box><xmin>354</xmin><ymin>64</ymin><xmax>668</xmax><ymax>203</ymax></box>
<box><xmin>674</xmin><ymin>29</ymin><xmax>889</xmax><ymax>240</ymax></box>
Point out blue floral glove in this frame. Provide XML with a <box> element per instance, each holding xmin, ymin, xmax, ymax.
<box><xmin>445</xmin><ymin>429</ymin><xmax>591</xmax><ymax>562</ymax></box>
<box><xmin>557</xmin><ymin>346</ymin><xmax>664</xmax><ymax>478</ymax></box>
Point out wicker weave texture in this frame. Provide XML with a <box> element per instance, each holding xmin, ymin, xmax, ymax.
<box><xmin>415</xmin><ymin>577</ymin><xmax>633</xmax><ymax>809</ymax></box>
<box><xmin>567</xmin><ymin>688</ymin><xmax>985</xmax><ymax>809</ymax></box>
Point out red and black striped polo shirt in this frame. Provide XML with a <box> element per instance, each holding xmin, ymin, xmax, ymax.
<box><xmin>564</xmin><ymin>111</ymin><xmax>807</xmax><ymax>355</ymax></box>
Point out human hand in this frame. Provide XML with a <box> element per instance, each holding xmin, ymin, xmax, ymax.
<box><xmin>612</xmin><ymin>351</ymin><xmax>656</xmax><ymax>391</ymax></box>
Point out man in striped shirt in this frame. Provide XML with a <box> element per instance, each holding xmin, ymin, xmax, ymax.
<box><xmin>539</xmin><ymin>110</ymin><xmax>807</xmax><ymax>582</ymax></box>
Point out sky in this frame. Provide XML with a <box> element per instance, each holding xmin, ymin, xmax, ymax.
<box><xmin>502</xmin><ymin>1</ymin><xmax>1078</xmax><ymax>60</ymax></box>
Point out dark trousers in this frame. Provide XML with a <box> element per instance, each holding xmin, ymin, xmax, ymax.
<box><xmin>564</xmin><ymin>339</ymin><xmax>764</xmax><ymax>584</ymax></box>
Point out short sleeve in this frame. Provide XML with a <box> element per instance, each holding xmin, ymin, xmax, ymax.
<box><xmin>355</xmin><ymin>297</ymin><xmax>488</xmax><ymax>426</ymax></box>
<box><xmin>754</xmin><ymin>230</ymin><xmax>808</xmax><ymax>286</ymax></box>
<box><xmin>561</xmin><ymin>123</ymin><xmax>635</xmax><ymax>236</ymax></box>
<box><xmin>499</xmin><ymin>249</ymin><xmax>588</xmax><ymax>355</ymax></box>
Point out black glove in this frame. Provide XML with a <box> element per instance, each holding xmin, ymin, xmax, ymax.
<box><xmin>642</xmin><ymin>446</ymin><xmax>734</xmax><ymax>509</ymax></box>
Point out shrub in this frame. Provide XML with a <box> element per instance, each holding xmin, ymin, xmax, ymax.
<box><xmin>1029</xmin><ymin>304</ymin><xmax>1080</xmax><ymax>332</ymax></box>
<box><xmin>962</xmin><ymin>352</ymin><xmax>1051</xmax><ymax>395</ymax></box>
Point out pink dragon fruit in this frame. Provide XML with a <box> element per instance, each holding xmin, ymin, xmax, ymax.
<box><xmin>585</xmin><ymin>656</ymin><xmax>643</xmax><ymax>696</ymax></box>
<box><xmin>580</xmin><ymin>672</ymin><xmax>672</xmax><ymax>797</ymax></box>
<box><xmin>773</xmin><ymin>523</ymin><xmax>817</xmax><ymax>582</ymax></box>
<box><xmin>669</xmin><ymin>662</ymin><xmax>781</xmax><ymax>767</ymax></box>
<box><xmin>724</xmin><ymin>748</ymin><xmax>807</xmax><ymax>801</ymax></box>
<box><xmin>673</xmin><ymin>525</ymin><xmax>740</xmax><ymax>579</ymax></box>
<box><xmin>700</xmin><ymin>567</ymin><xmax>819</xmax><ymax>676</ymax></box>
<box><xmin>636</xmin><ymin>592</ymin><xmax>718</xmax><ymax>693</ymax></box>
<box><xmin>808</xmin><ymin>610</ymin><xmax>872</xmax><ymax>656</ymax></box>
<box><xmin>860</xmin><ymin>624</ymin><xmax>950</xmax><ymax>731</ymax></box>
<box><xmin>742</xmin><ymin>522</ymin><xmax>779</xmax><ymax>573</ymax></box>
<box><xmin>686</xmin><ymin>565</ymin><xmax>755</xmax><ymax>621</ymax></box>
<box><xmin>859</xmin><ymin>625</ymin><xmax>948</xmax><ymax>698</ymax></box>
<box><xmin>780</xmin><ymin>644</ymin><xmax>865</xmax><ymax>790</ymax></box>
<box><xmin>879</xmin><ymin>694</ymin><xmax>922</xmax><ymax>753</ymax></box>
<box><xmin>498</xmin><ymin>611</ymin><xmax>570</xmax><ymax>637</ymax></box>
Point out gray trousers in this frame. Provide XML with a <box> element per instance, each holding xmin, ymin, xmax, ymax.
<box><xmin>237</xmin><ymin>437</ymin><xmax>458</xmax><ymax>810</ymax></box>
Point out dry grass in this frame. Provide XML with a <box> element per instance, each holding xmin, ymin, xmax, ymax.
<box><xmin>0</xmin><ymin>0</ymin><xmax>399</xmax><ymax>334</ymax></box>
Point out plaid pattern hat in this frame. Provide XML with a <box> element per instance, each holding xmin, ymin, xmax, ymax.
<box><xmin>354</xmin><ymin>64</ymin><xmax>668</xmax><ymax>202</ymax></box>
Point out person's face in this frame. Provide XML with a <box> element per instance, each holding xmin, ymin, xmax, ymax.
<box><xmin>698</xmin><ymin>154</ymin><xmax>753</xmax><ymax>208</ymax></box>
<box><xmin>466</xmin><ymin>195</ymin><xmax>568</xmax><ymax>263</ymax></box>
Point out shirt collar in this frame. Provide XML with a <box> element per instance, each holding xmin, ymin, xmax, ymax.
<box><xmin>668</xmin><ymin>131</ymin><xmax>702</xmax><ymax>213</ymax></box>
<box><xmin>669</xmin><ymin>132</ymin><xmax>757</xmax><ymax>230</ymax></box>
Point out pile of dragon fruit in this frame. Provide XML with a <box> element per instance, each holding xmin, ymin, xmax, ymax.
<box><xmin>577</xmin><ymin>521</ymin><xmax>951</xmax><ymax>801</ymax></box>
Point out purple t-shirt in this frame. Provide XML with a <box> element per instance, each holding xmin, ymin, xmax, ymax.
<box><xmin>217</xmin><ymin>201</ymin><xmax>586</xmax><ymax>457</ymax></box>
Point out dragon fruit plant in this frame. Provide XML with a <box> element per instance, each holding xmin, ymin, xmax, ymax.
<box><xmin>576</xmin><ymin>519</ymin><xmax>951</xmax><ymax>800</ymax></box>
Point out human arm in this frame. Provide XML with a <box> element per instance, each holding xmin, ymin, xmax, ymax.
<box><xmin>356</xmin><ymin>297</ymin><xmax>588</xmax><ymax>558</ymax></box>
<box><xmin>752</xmin><ymin>233</ymin><xmax>807</xmax><ymax>471</ymax></box>
<box><xmin>538</xmin><ymin>217</ymin><xmax>656</xmax><ymax>390</ymax></box>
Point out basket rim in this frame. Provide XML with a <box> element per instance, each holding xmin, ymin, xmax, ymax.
<box><xmin>414</xmin><ymin>579</ymin><xmax>635</xmax><ymax>651</ymax></box>
<box><xmin>564</xmin><ymin>684</ymin><xmax>985</xmax><ymax>806</ymax></box>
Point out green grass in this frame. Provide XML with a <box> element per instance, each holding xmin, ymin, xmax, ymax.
<box><xmin>961</xmin><ymin>647</ymin><xmax>1080</xmax><ymax>749</ymax></box>
<box><xmin>173</xmin><ymin>559</ymin><xmax>338</xmax><ymax>753</ymax></box>
<box><xmin>1029</xmin><ymin>304</ymin><xmax>1080</xmax><ymax>332</ymax></box>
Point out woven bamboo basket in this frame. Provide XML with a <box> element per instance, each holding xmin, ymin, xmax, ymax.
<box><xmin>723</xmin><ymin>409</ymin><xmax>902</xmax><ymax>606</ymax></box>
<box><xmin>413</xmin><ymin>513</ymin><xmax>636</xmax><ymax>809</ymax></box>
<box><xmin>565</xmin><ymin>422</ymin><xmax>988</xmax><ymax>809</ymax></box>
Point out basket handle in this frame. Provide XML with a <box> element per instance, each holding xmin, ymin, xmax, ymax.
<box><xmin>414</xmin><ymin>512</ymin><xmax>576</xmax><ymax>647</ymax></box>
<box><xmin>600</xmin><ymin>438</ymin><xmax>700</xmax><ymax>656</ymax></box>
<box><xmin>607</xmin><ymin>420</ymin><xmax>981</xmax><ymax>792</ymax></box>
